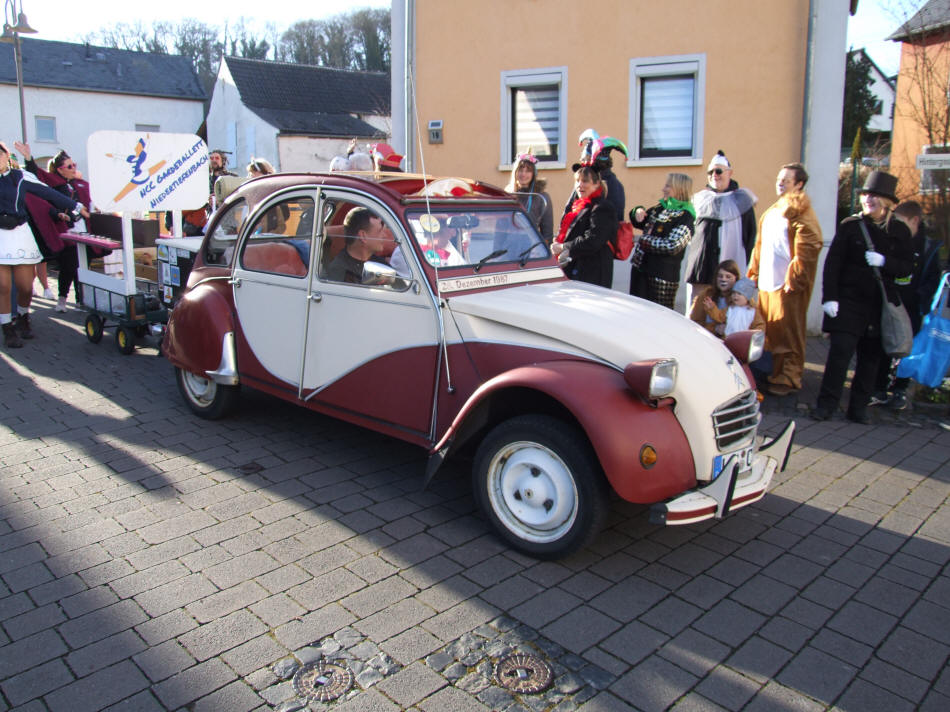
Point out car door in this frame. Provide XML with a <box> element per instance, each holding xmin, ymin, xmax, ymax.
<box><xmin>301</xmin><ymin>189</ymin><xmax>441</xmax><ymax>437</ymax></box>
<box><xmin>231</xmin><ymin>192</ymin><xmax>317</xmax><ymax>387</ymax></box>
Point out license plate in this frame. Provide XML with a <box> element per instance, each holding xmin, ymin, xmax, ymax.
<box><xmin>713</xmin><ymin>445</ymin><xmax>754</xmax><ymax>480</ymax></box>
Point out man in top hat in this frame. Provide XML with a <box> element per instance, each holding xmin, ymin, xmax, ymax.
<box><xmin>814</xmin><ymin>170</ymin><xmax>914</xmax><ymax>423</ymax></box>
<box><xmin>747</xmin><ymin>162</ymin><xmax>823</xmax><ymax>396</ymax></box>
<box><xmin>684</xmin><ymin>150</ymin><xmax>757</xmax><ymax>313</ymax></box>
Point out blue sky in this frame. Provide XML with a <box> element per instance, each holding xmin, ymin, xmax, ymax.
<box><xmin>848</xmin><ymin>0</ymin><xmax>926</xmax><ymax>75</ymax></box>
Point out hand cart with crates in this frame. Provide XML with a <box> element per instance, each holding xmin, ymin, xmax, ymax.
<box><xmin>64</xmin><ymin>214</ymin><xmax>168</xmax><ymax>355</ymax></box>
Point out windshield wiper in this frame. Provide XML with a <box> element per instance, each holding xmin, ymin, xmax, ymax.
<box><xmin>517</xmin><ymin>240</ymin><xmax>545</xmax><ymax>267</ymax></box>
<box><xmin>473</xmin><ymin>249</ymin><xmax>507</xmax><ymax>272</ymax></box>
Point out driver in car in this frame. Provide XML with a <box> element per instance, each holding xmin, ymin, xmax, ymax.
<box><xmin>325</xmin><ymin>207</ymin><xmax>396</xmax><ymax>284</ymax></box>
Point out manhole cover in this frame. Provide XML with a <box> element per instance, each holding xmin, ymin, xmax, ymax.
<box><xmin>494</xmin><ymin>653</ymin><xmax>553</xmax><ymax>694</ymax></box>
<box><xmin>292</xmin><ymin>661</ymin><xmax>354</xmax><ymax>702</ymax></box>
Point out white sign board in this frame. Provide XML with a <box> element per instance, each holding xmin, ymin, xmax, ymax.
<box><xmin>916</xmin><ymin>153</ymin><xmax>950</xmax><ymax>170</ymax></box>
<box><xmin>87</xmin><ymin>131</ymin><xmax>209</xmax><ymax>213</ymax></box>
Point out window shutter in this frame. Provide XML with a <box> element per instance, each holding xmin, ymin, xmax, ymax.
<box><xmin>640</xmin><ymin>75</ymin><xmax>694</xmax><ymax>157</ymax></box>
<box><xmin>513</xmin><ymin>85</ymin><xmax>560</xmax><ymax>161</ymax></box>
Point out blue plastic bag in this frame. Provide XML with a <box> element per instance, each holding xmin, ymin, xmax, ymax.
<box><xmin>896</xmin><ymin>272</ymin><xmax>950</xmax><ymax>388</ymax></box>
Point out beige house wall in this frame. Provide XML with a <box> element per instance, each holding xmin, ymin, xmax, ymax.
<box><xmin>890</xmin><ymin>36</ymin><xmax>950</xmax><ymax>201</ymax></box>
<box><xmin>411</xmin><ymin>0</ymin><xmax>809</xmax><ymax>218</ymax></box>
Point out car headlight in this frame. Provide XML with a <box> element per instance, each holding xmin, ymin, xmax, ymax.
<box><xmin>723</xmin><ymin>330</ymin><xmax>764</xmax><ymax>364</ymax></box>
<box><xmin>624</xmin><ymin>359</ymin><xmax>678</xmax><ymax>399</ymax></box>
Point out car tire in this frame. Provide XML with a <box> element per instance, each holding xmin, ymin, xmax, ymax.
<box><xmin>176</xmin><ymin>367</ymin><xmax>239</xmax><ymax>420</ymax></box>
<box><xmin>84</xmin><ymin>314</ymin><xmax>103</xmax><ymax>344</ymax></box>
<box><xmin>473</xmin><ymin>414</ymin><xmax>609</xmax><ymax>559</ymax></box>
<box><xmin>115</xmin><ymin>326</ymin><xmax>135</xmax><ymax>355</ymax></box>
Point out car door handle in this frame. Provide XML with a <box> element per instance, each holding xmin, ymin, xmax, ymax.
<box><xmin>228</xmin><ymin>277</ymin><xmax>241</xmax><ymax>287</ymax></box>
<box><xmin>309</xmin><ymin>292</ymin><xmax>322</xmax><ymax>302</ymax></box>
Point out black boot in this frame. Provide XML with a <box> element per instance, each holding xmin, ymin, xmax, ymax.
<box><xmin>15</xmin><ymin>312</ymin><xmax>33</xmax><ymax>340</ymax></box>
<box><xmin>2</xmin><ymin>322</ymin><xmax>23</xmax><ymax>348</ymax></box>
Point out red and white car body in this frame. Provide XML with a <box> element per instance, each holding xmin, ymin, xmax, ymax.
<box><xmin>164</xmin><ymin>172</ymin><xmax>794</xmax><ymax>558</ymax></box>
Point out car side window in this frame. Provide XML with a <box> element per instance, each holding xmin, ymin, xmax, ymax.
<box><xmin>204</xmin><ymin>199</ymin><xmax>247</xmax><ymax>266</ymax></box>
<box><xmin>319</xmin><ymin>201</ymin><xmax>409</xmax><ymax>291</ymax></box>
<box><xmin>239</xmin><ymin>197</ymin><xmax>314</xmax><ymax>278</ymax></box>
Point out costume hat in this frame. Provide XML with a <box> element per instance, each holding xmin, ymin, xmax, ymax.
<box><xmin>860</xmin><ymin>170</ymin><xmax>898</xmax><ymax>203</ymax></box>
<box><xmin>732</xmin><ymin>278</ymin><xmax>757</xmax><ymax>303</ymax></box>
<box><xmin>707</xmin><ymin>150</ymin><xmax>731</xmax><ymax>171</ymax></box>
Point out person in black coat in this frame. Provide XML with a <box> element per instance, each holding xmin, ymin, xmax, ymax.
<box><xmin>813</xmin><ymin>171</ymin><xmax>914</xmax><ymax>424</ymax></box>
<box><xmin>552</xmin><ymin>164</ymin><xmax>616</xmax><ymax>288</ymax></box>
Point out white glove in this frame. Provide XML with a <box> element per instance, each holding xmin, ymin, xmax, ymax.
<box><xmin>823</xmin><ymin>301</ymin><xmax>839</xmax><ymax>318</ymax></box>
<box><xmin>865</xmin><ymin>251</ymin><xmax>885</xmax><ymax>267</ymax></box>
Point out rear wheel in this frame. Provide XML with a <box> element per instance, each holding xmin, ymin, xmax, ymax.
<box><xmin>84</xmin><ymin>314</ymin><xmax>103</xmax><ymax>344</ymax></box>
<box><xmin>115</xmin><ymin>326</ymin><xmax>135</xmax><ymax>355</ymax></box>
<box><xmin>473</xmin><ymin>415</ymin><xmax>609</xmax><ymax>559</ymax></box>
<box><xmin>176</xmin><ymin>367</ymin><xmax>239</xmax><ymax>419</ymax></box>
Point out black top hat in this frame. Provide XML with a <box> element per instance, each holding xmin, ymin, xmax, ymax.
<box><xmin>860</xmin><ymin>171</ymin><xmax>898</xmax><ymax>203</ymax></box>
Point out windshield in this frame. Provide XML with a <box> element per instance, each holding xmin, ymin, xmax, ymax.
<box><xmin>404</xmin><ymin>208</ymin><xmax>550</xmax><ymax>270</ymax></box>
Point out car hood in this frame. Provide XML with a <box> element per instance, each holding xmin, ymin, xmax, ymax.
<box><xmin>447</xmin><ymin>281</ymin><xmax>747</xmax><ymax>390</ymax></box>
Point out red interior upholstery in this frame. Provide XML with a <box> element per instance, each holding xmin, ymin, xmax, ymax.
<box><xmin>242</xmin><ymin>242</ymin><xmax>307</xmax><ymax>276</ymax></box>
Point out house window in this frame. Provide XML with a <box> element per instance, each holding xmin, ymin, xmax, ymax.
<box><xmin>135</xmin><ymin>124</ymin><xmax>161</xmax><ymax>133</ymax></box>
<box><xmin>628</xmin><ymin>55</ymin><xmax>705</xmax><ymax>165</ymax></box>
<box><xmin>919</xmin><ymin>144</ymin><xmax>950</xmax><ymax>193</ymax></box>
<box><xmin>500</xmin><ymin>67</ymin><xmax>567</xmax><ymax>167</ymax></box>
<box><xmin>35</xmin><ymin>117</ymin><xmax>56</xmax><ymax>142</ymax></box>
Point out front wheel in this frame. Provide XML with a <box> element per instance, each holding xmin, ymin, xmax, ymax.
<box><xmin>473</xmin><ymin>415</ymin><xmax>609</xmax><ymax>559</ymax></box>
<box><xmin>175</xmin><ymin>367</ymin><xmax>239</xmax><ymax>420</ymax></box>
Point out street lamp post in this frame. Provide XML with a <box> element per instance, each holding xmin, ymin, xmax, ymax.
<box><xmin>1</xmin><ymin>0</ymin><xmax>37</xmax><ymax>143</ymax></box>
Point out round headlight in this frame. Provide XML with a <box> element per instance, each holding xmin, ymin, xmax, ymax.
<box><xmin>624</xmin><ymin>359</ymin><xmax>678</xmax><ymax>399</ymax></box>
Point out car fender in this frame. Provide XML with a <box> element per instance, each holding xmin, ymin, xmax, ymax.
<box><xmin>163</xmin><ymin>281</ymin><xmax>236</xmax><ymax>379</ymax></box>
<box><xmin>434</xmin><ymin>360</ymin><xmax>697</xmax><ymax>503</ymax></box>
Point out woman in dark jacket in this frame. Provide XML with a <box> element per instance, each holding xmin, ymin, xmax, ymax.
<box><xmin>552</xmin><ymin>164</ymin><xmax>616</xmax><ymax>288</ymax></box>
<box><xmin>0</xmin><ymin>141</ymin><xmax>87</xmax><ymax>348</ymax></box>
<box><xmin>813</xmin><ymin>171</ymin><xmax>913</xmax><ymax>424</ymax></box>
<box><xmin>629</xmin><ymin>172</ymin><xmax>695</xmax><ymax>309</ymax></box>
<box><xmin>15</xmin><ymin>142</ymin><xmax>92</xmax><ymax>313</ymax></box>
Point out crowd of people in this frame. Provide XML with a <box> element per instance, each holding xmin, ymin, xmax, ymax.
<box><xmin>3</xmin><ymin>131</ymin><xmax>947</xmax><ymax>423</ymax></box>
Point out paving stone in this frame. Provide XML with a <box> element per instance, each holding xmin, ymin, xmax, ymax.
<box><xmin>835</xmin><ymin>678</ymin><xmax>917</xmax><ymax>712</ymax></box>
<box><xmin>178</xmin><ymin>609</ymin><xmax>268</xmax><ymax>661</ymax></box>
<box><xmin>726</xmin><ymin>635</ymin><xmax>794</xmax><ymax>684</ymax></box>
<box><xmin>65</xmin><ymin>629</ymin><xmax>147</xmax><ymax>677</ymax></box>
<box><xmin>187</xmin><ymin>580</ymin><xmax>269</xmax><ymax>623</ymax></box>
<box><xmin>826</xmin><ymin>600</ymin><xmax>898</xmax><ymax>647</ymax></box>
<box><xmin>44</xmin><ymin>660</ymin><xmax>150</xmax><ymax>712</ymax></box>
<box><xmin>377</xmin><ymin>661</ymin><xmax>446</xmax><ymax>707</ymax></box>
<box><xmin>221</xmin><ymin>634</ymin><xmax>289</xmax><ymax>676</ymax></box>
<box><xmin>134</xmin><ymin>607</ymin><xmax>199</xmax><ymax>646</ymax></box>
<box><xmin>540</xmin><ymin>605</ymin><xmax>621</xmax><ymax>654</ymax></box>
<box><xmin>876</xmin><ymin>625</ymin><xmax>950</xmax><ymax>680</ymax></box>
<box><xmin>777</xmin><ymin>646</ymin><xmax>857</xmax><ymax>703</ymax></box>
<box><xmin>191</xmin><ymin>679</ymin><xmax>263</xmax><ymax>712</ymax></box>
<box><xmin>58</xmin><ymin>599</ymin><xmax>148</xmax><ymax>648</ymax></box>
<box><xmin>1</xmin><ymin>658</ymin><xmax>74</xmax><ymax>707</ymax></box>
<box><xmin>132</xmin><ymin>572</ymin><xmax>217</xmax><ymax>617</ymax></box>
<box><xmin>151</xmin><ymin>657</ymin><xmax>238</xmax><ymax>710</ymax></box>
<box><xmin>132</xmin><ymin>639</ymin><xmax>196</xmax><ymax>682</ymax></box>
<box><xmin>858</xmin><ymin>658</ymin><xmax>931</xmax><ymax>704</ymax></box>
<box><xmin>600</xmin><ymin>620</ymin><xmax>669</xmax><ymax>666</ymax></box>
<box><xmin>610</xmin><ymin>655</ymin><xmax>698</xmax><ymax>711</ymax></box>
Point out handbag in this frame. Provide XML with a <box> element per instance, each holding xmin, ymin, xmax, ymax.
<box><xmin>858</xmin><ymin>220</ymin><xmax>913</xmax><ymax>358</ymax></box>
<box><xmin>896</xmin><ymin>272</ymin><xmax>950</xmax><ymax>387</ymax></box>
<box><xmin>609</xmin><ymin>222</ymin><xmax>634</xmax><ymax>260</ymax></box>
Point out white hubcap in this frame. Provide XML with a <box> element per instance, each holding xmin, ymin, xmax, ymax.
<box><xmin>487</xmin><ymin>441</ymin><xmax>578</xmax><ymax>543</ymax></box>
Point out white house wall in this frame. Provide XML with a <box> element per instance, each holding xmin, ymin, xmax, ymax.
<box><xmin>868</xmin><ymin>69</ymin><xmax>895</xmax><ymax>133</ymax></box>
<box><xmin>0</xmin><ymin>85</ymin><xmax>203</xmax><ymax>175</ymax></box>
<box><xmin>206</xmin><ymin>63</ymin><xmax>279</xmax><ymax>175</ymax></box>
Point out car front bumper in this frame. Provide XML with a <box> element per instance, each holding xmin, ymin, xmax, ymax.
<box><xmin>649</xmin><ymin>419</ymin><xmax>795</xmax><ymax>526</ymax></box>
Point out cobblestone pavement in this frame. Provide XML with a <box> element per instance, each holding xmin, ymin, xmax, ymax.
<box><xmin>1</xmin><ymin>299</ymin><xmax>948</xmax><ymax>711</ymax></box>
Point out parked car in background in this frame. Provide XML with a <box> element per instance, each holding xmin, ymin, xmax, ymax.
<box><xmin>163</xmin><ymin>172</ymin><xmax>794</xmax><ymax>558</ymax></box>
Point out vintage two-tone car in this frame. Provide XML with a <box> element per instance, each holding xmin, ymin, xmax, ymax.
<box><xmin>163</xmin><ymin>172</ymin><xmax>794</xmax><ymax>558</ymax></box>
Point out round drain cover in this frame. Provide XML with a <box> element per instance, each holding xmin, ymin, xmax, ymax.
<box><xmin>292</xmin><ymin>661</ymin><xmax>354</xmax><ymax>702</ymax></box>
<box><xmin>494</xmin><ymin>653</ymin><xmax>553</xmax><ymax>694</ymax></box>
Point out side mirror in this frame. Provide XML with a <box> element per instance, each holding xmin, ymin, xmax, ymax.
<box><xmin>361</xmin><ymin>261</ymin><xmax>412</xmax><ymax>291</ymax></box>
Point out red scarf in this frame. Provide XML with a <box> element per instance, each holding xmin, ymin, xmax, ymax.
<box><xmin>555</xmin><ymin>186</ymin><xmax>603</xmax><ymax>243</ymax></box>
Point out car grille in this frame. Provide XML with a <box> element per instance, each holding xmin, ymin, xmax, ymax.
<box><xmin>712</xmin><ymin>391</ymin><xmax>760</xmax><ymax>450</ymax></box>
